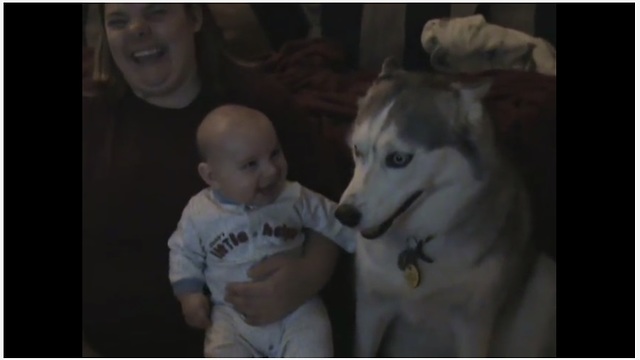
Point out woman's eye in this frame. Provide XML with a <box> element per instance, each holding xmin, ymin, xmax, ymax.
<box><xmin>106</xmin><ymin>18</ymin><xmax>127</xmax><ymax>28</ymax></box>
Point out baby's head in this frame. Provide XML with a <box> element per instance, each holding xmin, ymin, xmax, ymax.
<box><xmin>197</xmin><ymin>104</ymin><xmax>288</xmax><ymax>207</ymax></box>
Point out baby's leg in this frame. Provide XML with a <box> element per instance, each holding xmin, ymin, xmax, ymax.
<box><xmin>277</xmin><ymin>297</ymin><xmax>333</xmax><ymax>357</ymax></box>
<box><xmin>204</xmin><ymin>306</ymin><xmax>261</xmax><ymax>358</ymax></box>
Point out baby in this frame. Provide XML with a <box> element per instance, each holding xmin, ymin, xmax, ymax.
<box><xmin>168</xmin><ymin>104</ymin><xmax>355</xmax><ymax>357</ymax></box>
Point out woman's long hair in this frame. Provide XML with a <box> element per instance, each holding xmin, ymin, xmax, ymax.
<box><xmin>91</xmin><ymin>4</ymin><xmax>231</xmax><ymax>104</ymax></box>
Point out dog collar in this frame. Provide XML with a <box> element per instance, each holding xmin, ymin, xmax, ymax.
<box><xmin>397</xmin><ymin>235</ymin><xmax>435</xmax><ymax>288</ymax></box>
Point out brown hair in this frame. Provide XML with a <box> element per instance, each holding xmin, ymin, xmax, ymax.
<box><xmin>91</xmin><ymin>4</ymin><xmax>231</xmax><ymax>103</ymax></box>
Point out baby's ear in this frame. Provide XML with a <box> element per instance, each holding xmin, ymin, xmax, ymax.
<box><xmin>198</xmin><ymin>162</ymin><xmax>218</xmax><ymax>188</ymax></box>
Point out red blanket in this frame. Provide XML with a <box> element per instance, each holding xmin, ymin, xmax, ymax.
<box><xmin>261</xmin><ymin>39</ymin><xmax>378</xmax><ymax>121</ymax></box>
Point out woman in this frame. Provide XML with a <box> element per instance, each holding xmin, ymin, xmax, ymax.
<box><xmin>83</xmin><ymin>4</ymin><xmax>348</xmax><ymax>357</ymax></box>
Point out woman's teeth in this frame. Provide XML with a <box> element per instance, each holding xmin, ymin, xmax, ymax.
<box><xmin>131</xmin><ymin>48</ymin><xmax>165</xmax><ymax>64</ymax></box>
<box><xmin>134</xmin><ymin>49</ymin><xmax>160</xmax><ymax>57</ymax></box>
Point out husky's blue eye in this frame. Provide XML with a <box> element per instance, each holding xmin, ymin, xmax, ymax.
<box><xmin>386</xmin><ymin>152</ymin><xmax>413</xmax><ymax>168</ymax></box>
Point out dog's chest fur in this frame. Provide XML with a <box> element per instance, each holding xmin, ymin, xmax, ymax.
<box><xmin>355</xmin><ymin>228</ymin><xmax>511</xmax><ymax>357</ymax></box>
<box><xmin>344</xmin><ymin>61</ymin><xmax>555</xmax><ymax>357</ymax></box>
<box><xmin>356</xmin><ymin>232</ymin><xmax>498</xmax><ymax>303</ymax></box>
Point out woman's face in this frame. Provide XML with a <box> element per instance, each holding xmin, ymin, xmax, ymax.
<box><xmin>103</xmin><ymin>4</ymin><xmax>202</xmax><ymax>98</ymax></box>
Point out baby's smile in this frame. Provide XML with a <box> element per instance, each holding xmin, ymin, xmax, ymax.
<box><xmin>257</xmin><ymin>180</ymin><xmax>284</xmax><ymax>202</ymax></box>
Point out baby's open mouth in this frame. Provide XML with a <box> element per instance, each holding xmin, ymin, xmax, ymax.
<box><xmin>259</xmin><ymin>182</ymin><xmax>280</xmax><ymax>196</ymax></box>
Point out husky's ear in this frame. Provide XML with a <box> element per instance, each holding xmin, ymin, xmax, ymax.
<box><xmin>452</xmin><ymin>79</ymin><xmax>492</xmax><ymax>102</ymax></box>
<box><xmin>451</xmin><ymin>79</ymin><xmax>493</xmax><ymax>179</ymax></box>
<box><xmin>373</xmin><ymin>57</ymin><xmax>402</xmax><ymax>85</ymax></box>
<box><xmin>379</xmin><ymin>57</ymin><xmax>401</xmax><ymax>77</ymax></box>
<box><xmin>451</xmin><ymin>79</ymin><xmax>494</xmax><ymax>180</ymax></box>
<box><xmin>451</xmin><ymin>79</ymin><xmax>493</xmax><ymax>123</ymax></box>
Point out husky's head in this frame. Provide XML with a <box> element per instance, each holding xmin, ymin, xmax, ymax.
<box><xmin>335</xmin><ymin>58</ymin><xmax>496</xmax><ymax>239</ymax></box>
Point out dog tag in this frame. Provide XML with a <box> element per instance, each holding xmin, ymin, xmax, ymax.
<box><xmin>404</xmin><ymin>264</ymin><xmax>421</xmax><ymax>288</ymax></box>
<box><xmin>397</xmin><ymin>249</ymin><xmax>414</xmax><ymax>271</ymax></box>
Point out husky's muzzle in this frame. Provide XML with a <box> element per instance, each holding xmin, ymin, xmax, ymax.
<box><xmin>335</xmin><ymin>190</ymin><xmax>423</xmax><ymax>239</ymax></box>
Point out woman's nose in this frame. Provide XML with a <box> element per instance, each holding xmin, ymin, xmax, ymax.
<box><xmin>129</xmin><ymin>19</ymin><xmax>151</xmax><ymax>38</ymax></box>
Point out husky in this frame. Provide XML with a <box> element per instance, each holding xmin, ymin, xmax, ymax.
<box><xmin>334</xmin><ymin>58</ymin><xmax>556</xmax><ymax>357</ymax></box>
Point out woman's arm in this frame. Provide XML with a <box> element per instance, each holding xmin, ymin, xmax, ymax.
<box><xmin>225</xmin><ymin>230</ymin><xmax>340</xmax><ymax>326</ymax></box>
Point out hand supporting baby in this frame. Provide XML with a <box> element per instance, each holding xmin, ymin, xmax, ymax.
<box><xmin>178</xmin><ymin>293</ymin><xmax>212</xmax><ymax>330</ymax></box>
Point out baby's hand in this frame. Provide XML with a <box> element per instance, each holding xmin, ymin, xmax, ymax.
<box><xmin>178</xmin><ymin>293</ymin><xmax>212</xmax><ymax>330</ymax></box>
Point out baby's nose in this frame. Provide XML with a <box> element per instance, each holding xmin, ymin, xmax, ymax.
<box><xmin>261</xmin><ymin>162</ymin><xmax>279</xmax><ymax>182</ymax></box>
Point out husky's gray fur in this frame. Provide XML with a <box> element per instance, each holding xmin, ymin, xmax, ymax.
<box><xmin>335</xmin><ymin>58</ymin><xmax>556</xmax><ymax>357</ymax></box>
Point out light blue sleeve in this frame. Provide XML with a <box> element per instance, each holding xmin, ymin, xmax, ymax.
<box><xmin>294</xmin><ymin>185</ymin><xmax>357</xmax><ymax>253</ymax></box>
<box><xmin>168</xmin><ymin>203</ymin><xmax>207</xmax><ymax>296</ymax></box>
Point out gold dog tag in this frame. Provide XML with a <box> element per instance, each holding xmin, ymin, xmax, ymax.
<box><xmin>404</xmin><ymin>264</ymin><xmax>421</xmax><ymax>288</ymax></box>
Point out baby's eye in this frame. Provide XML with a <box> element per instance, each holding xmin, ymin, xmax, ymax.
<box><xmin>242</xmin><ymin>161</ymin><xmax>258</xmax><ymax>170</ymax></box>
<box><xmin>270</xmin><ymin>148</ymin><xmax>281</xmax><ymax>158</ymax></box>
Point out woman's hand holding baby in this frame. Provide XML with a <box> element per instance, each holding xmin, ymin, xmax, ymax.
<box><xmin>178</xmin><ymin>293</ymin><xmax>212</xmax><ymax>330</ymax></box>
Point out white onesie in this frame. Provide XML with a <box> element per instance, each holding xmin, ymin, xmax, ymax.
<box><xmin>168</xmin><ymin>181</ymin><xmax>355</xmax><ymax>357</ymax></box>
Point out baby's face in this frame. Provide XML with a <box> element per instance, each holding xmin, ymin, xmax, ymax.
<box><xmin>206</xmin><ymin>119</ymin><xmax>288</xmax><ymax>207</ymax></box>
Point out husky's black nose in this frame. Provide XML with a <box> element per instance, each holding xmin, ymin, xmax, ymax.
<box><xmin>334</xmin><ymin>204</ymin><xmax>361</xmax><ymax>227</ymax></box>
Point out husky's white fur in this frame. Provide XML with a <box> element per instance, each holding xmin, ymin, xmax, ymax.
<box><xmin>335</xmin><ymin>58</ymin><xmax>556</xmax><ymax>357</ymax></box>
